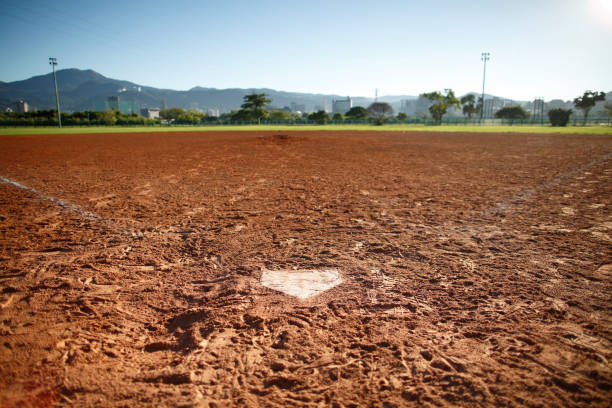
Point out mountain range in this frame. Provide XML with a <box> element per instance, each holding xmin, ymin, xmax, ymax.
<box><xmin>9</xmin><ymin>68</ymin><xmax>603</xmax><ymax>115</ymax></box>
<box><xmin>0</xmin><ymin>68</ymin><xmax>427</xmax><ymax>114</ymax></box>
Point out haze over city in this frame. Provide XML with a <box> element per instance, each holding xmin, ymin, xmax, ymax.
<box><xmin>1</xmin><ymin>0</ymin><xmax>611</xmax><ymax>101</ymax></box>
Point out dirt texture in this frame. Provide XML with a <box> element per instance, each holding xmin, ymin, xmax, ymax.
<box><xmin>0</xmin><ymin>130</ymin><xmax>611</xmax><ymax>407</ymax></box>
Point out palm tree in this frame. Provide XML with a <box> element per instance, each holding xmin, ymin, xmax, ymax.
<box><xmin>460</xmin><ymin>94</ymin><xmax>477</xmax><ymax>119</ymax></box>
<box><xmin>573</xmin><ymin>91</ymin><xmax>605</xmax><ymax>125</ymax></box>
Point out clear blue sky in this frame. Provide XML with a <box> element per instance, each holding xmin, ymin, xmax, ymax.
<box><xmin>1</xmin><ymin>0</ymin><xmax>610</xmax><ymax>101</ymax></box>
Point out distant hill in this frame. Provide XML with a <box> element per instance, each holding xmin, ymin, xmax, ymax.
<box><xmin>0</xmin><ymin>68</ymin><xmax>419</xmax><ymax>113</ymax></box>
<box><xmin>7</xmin><ymin>68</ymin><xmax>601</xmax><ymax>116</ymax></box>
<box><xmin>0</xmin><ymin>69</ymin><xmax>142</xmax><ymax>112</ymax></box>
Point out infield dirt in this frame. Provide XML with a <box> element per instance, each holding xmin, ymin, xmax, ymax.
<box><xmin>0</xmin><ymin>130</ymin><xmax>611</xmax><ymax>407</ymax></box>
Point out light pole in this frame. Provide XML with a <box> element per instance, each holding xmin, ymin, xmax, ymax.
<box><xmin>480</xmin><ymin>52</ymin><xmax>490</xmax><ymax>120</ymax></box>
<box><xmin>49</xmin><ymin>57</ymin><xmax>62</xmax><ymax>128</ymax></box>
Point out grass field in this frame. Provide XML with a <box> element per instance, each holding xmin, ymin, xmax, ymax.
<box><xmin>1</xmin><ymin>123</ymin><xmax>611</xmax><ymax>135</ymax></box>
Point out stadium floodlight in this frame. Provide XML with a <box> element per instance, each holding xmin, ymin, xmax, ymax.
<box><xmin>49</xmin><ymin>57</ymin><xmax>62</xmax><ymax>128</ymax></box>
<box><xmin>537</xmin><ymin>96</ymin><xmax>545</xmax><ymax>125</ymax></box>
<box><xmin>480</xmin><ymin>52</ymin><xmax>490</xmax><ymax>120</ymax></box>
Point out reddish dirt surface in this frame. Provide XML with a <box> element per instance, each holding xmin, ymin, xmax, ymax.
<box><xmin>0</xmin><ymin>130</ymin><xmax>611</xmax><ymax>407</ymax></box>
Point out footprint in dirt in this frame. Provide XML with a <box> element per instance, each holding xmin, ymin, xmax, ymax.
<box><xmin>88</xmin><ymin>194</ymin><xmax>117</xmax><ymax>208</ymax></box>
<box><xmin>133</xmin><ymin>183</ymin><xmax>153</xmax><ymax>197</ymax></box>
<box><xmin>161</xmin><ymin>175</ymin><xmax>179</xmax><ymax>184</ymax></box>
<box><xmin>560</xmin><ymin>207</ymin><xmax>575</xmax><ymax>216</ymax></box>
<box><xmin>591</xmin><ymin>264</ymin><xmax>612</xmax><ymax>280</ymax></box>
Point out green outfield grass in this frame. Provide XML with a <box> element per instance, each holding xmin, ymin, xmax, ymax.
<box><xmin>1</xmin><ymin>124</ymin><xmax>611</xmax><ymax>136</ymax></box>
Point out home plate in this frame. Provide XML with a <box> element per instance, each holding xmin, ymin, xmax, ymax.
<box><xmin>261</xmin><ymin>269</ymin><xmax>342</xmax><ymax>299</ymax></box>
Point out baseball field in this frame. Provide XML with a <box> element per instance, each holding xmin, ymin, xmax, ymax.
<box><xmin>0</xmin><ymin>128</ymin><xmax>610</xmax><ymax>407</ymax></box>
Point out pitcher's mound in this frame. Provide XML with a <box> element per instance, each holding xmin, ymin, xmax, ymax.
<box><xmin>261</xmin><ymin>269</ymin><xmax>341</xmax><ymax>299</ymax></box>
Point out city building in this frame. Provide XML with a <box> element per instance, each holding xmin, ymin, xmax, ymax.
<box><xmin>399</xmin><ymin>99</ymin><xmax>416</xmax><ymax>115</ymax></box>
<box><xmin>140</xmin><ymin>108</ymin><xmax>160</xmax><ymax>119</ymax></box>
<box><xmin>14</xmin><ymin>100</ymin><xmax>29</xmax><ymax>113</ymax></box>
<box><xmin>207</xmin><ymin>108</ymin><xmax>220</xmax><ymax>117</ymax></box>
<box><xmin>107</xmin><ymin>96</ymin><xmax>120</xmax><ymax>111</ymax></box>
<box><xmin>118</xmin><ymin>86</ymin><xmax>142</xmax><ymax>93</ymax></box>
<box><xmin>92</xmin><ymin>96</ymin><xmax>139</xmax><ymax>114</ymax></box>
<box><xmin>414</xmin><ymin>96</ymin><xmax>434</xmax><ymax>116</ymax></box>
<box><xmin>332</xmin><ymin>97</ymin><xmax>352</xmax><ymax>115</ymax></box>
<box><xmin>316</xmin><ymin>100</ymin><xmax>330</xmax><ymax>113</ymax></box>
<box><xmin>290</xmin><ymin>102</ymin><xmax>306</xmax><ymax>113</ymax></box>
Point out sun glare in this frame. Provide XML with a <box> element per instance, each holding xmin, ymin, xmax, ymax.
<box><xmin>588</xmin><ymin>0</ymin><xmax>612</xmax><ymax>26</ymax></box>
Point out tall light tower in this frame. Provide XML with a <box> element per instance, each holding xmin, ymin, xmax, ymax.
<box><xmin>480</xmin><ymin>52</ymin><xmax>490</xmax><ymax>120</ymax></box>
<box><xmin>49</xmin><ymin>57</ymin><xmax>62</xmax><ymax>128</ymax></box>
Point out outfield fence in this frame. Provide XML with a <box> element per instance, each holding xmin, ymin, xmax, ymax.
<box><xmin>198</xmin><ymin>117</ymin><xmax>612</xmax><ymax>127</ymax></box>
<box><xmin>1</xmin><ymin>117</ymin><xmax>610</xmax><ymax>128</ymax></box>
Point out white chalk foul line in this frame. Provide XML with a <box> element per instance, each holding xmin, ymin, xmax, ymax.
<box><xmin>486</xmin><ymin>152</ymin><xmax>612</xmax><ymax>216</ymax></box>
<box><xmin>1</xmin><ymin>176</ymin><xmax>102</xmax><ymax>221</ymax></box>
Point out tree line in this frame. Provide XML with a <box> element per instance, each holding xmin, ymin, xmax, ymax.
<box><xmin>0</xmin><ymin>109</ymin><xmax>159</xmax><ymax>126</ymax></box>
<box><xmin>417</xmin><ymin>89</ymin><xmax>610</xmax><ymax>126</ymax></box>
<box><xmin>229</xmin><ymin>91</ymin><xmax>610</xmax><ymax>127</ymax></box>
<box><xmin>1</xmin><ymin>91</ymin><xmax>609</xmax><ymax>127</ymax></box>
<box><xmin>227</xmin><ymin>93</ymin><xmax>404</xmax><ymax>125</ymax></box>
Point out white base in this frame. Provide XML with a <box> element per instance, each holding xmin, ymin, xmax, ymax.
<box><xmin>261</xmin><ymin>269</ymin><xmax>341</xmax><ymax>299</ymax></box>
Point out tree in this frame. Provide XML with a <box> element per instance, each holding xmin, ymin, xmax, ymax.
<box><xmin>367</xmin><ymin>102</ymin><xmax>394</xmax><ymax>125</ymax></box>
<box><xmin>332</xmin><ymin>112</ymin><xmax>344</xmax><ymax>121</ymax></box>
<box><xmin>460</xmin><ymin>94</ymin><xmax>477</xmax><ymax>119</ymax></box>
<box><xmin>160</xmin><ymin>107</ymin><xmax>185</xmax><ymax>122</ymax></box>
<box><xmin>308</xmin><ymin>110</ymin><xmax>330</xmax><ymax>124</ymax></box>
<box><xmin>100</xmin><ymin>110</ymin><xmax>117</xmax><ymax>125</ymax></box>
<box><xmin>269</xmin><ymin>110</ymin><xmax>291</xmax><ymax>121</ymax></box>
<box><xmin>421</xmin><ymin>89</ymin><xmax>460</xmax><ymax>123</ymax></box>
<box><xmin>345</xmin><ymin>106</ymin><xmax>369</xmax><ymax>120</ymax></box>
<box><xmin>494</xmin><ymin>106</ymin><xmax>530</xmax><ymax>123</ymax></box>
<box><xmin>548</xmin><ymin>108</ymin><xmax>572</xmax><ymax>127</ymax></box>
<box><xmin>396</xmin><ymin>112</ymin><xmax>408</xmax><ymax>121</ymax></box>
<box><xmin>240</xmin><ymin>93</ymin><xmax>271</xmax><ymax>124</ymax></box>
<box><xmin>476</xmin><ymin>96</ymin><xmax>483</xmax><ymax>117</ymax></box>
<box><xmin>604</xmin><ymin>102</ymin><xmax>612</xmax><ymax>117</ymax></box>
<box><xmin>177</xmin><ymin>109</ymin><xmax>205</xmax><ymax>124</ymax></box>
<box><xmin>230</xmin><ymin>109</ymin><xmax>262</xmax><ymax>122</ymax></box>
<box><xmin>573</xmin><ymin>91</ymin><xmax>605</xmax><ymax>124</ymax></box>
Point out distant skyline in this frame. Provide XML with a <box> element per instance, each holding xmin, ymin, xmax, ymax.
<box><xmin>1</xmin><ymin>0</ymin><xmax>611</xmax><ymax>101</ymax></box>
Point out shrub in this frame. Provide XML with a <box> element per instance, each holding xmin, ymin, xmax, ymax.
<box><xmin>494</xmin><ymin>106</ymin><xmax>529</xmax><ymax>120</ymax></box>
<box><xmin>548</xmin><ymin>108</ymin><xmax>572</xmax><ymax>127</ymax></box>
<box><xmin>269</xmin><ymin>110</ymin><xmax>291</xmax><ymax>121</ymax></box>
<box><xmin>367</xmin><ymin>102</ymin><xmax>394</xmax><ymax>125</ymax></box>
<box><xmin>345</xmin><ymin>106</ymin><xmax>369</xmax><ymax>120</ymax></box>
<box><xmin>308</xmin><ymin>110</ymin><xmax>330</xmax><ymax>124</ymax></box>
